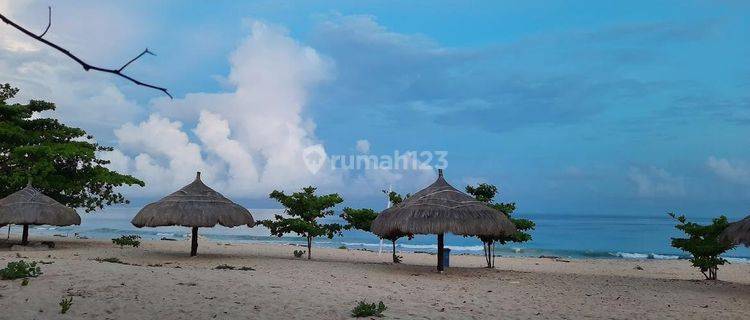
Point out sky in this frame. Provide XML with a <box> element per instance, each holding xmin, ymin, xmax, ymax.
<box><xmin>1</xmin><ymin>1</ymin><xmax>749</xmax><ymax>217</ymax></box>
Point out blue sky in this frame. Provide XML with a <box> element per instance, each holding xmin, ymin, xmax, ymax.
<box><xmin>2</xmin><ymin>1</ymin><xmax>750</xmax><ymax>217</ymax></box>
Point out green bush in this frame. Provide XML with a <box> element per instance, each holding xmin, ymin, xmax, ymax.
<box><xmin>94</xmin><ymin>257</ymin><xmax>127</xmax><ymax>264</ymax></box>
<box><xmin>60</xmin><ymin>297</ymin><xmax>73</xmax><ymax>314</ymax></box>
<box><xmin>668</xmin><ymin>213</ymin><xmax>734</xmax><ymax>280</ymax></box>
<box><xmin>351</xmin><ymin>300</ymin><xmax>387</xmax><ymax>318</ymax></box>
<box><xmin>0</xmin><ymin>260</ymin><xmax>42</xmax><ymax>280</ymax></box>
<box><xmin>293</xmin><ymin>250</ymin><xmax>305</xmax><ymax>258</ymax></box>
<box><xmin>112</xmin><ymin>235</ymin><xmax>141</xmax><ymax>248</ymax></box>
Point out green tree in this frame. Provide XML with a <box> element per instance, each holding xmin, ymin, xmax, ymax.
<box><xmin>0</xmin><ymin>83</ymin><xmax>144</xmax><ymax>213</ymax></box>
<box><xmin>668</xmin><ymin>213</ymin><xmax>734</xmax><ymax>280</ymax></box>
<box><xmin>258</xmin><ymin>186</ymin><xmax>344</xmax><ymax>259</ymax></box>
<box><xmin>340</xmin><ymin>208</ymin><xmax>378</xmax><ymax>233</ymax></box>
<box><xmin>380</xmin><ymin>190</ymin><xmax>413</xmax><ymax>263</ymax></box>
<box><xmin>465</xmin><ymin>183</ymin><xmax>535</xmax><ymax>268</ymax></box>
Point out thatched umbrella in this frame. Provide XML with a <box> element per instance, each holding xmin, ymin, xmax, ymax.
<box><xmin>720</xmin><ymin>215</ymin><xmax>750</xmax><ymax>247</ymax></box>
<box><xmin>0</xmin><ymin>181</ymin><xmax>80</xmax><ymax>245</ymax></box>
<box><xmin>372</xmin><ymin>169</ymin><xmax>516</xmax><ymax>271</ymax></box>
<box><xmin>131</xmin><ymin>172</ymin><xmax>253</xmax><ymax>256</ymax></box>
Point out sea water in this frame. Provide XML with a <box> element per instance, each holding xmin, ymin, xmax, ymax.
<box><xmin>12</xmin><ymin>207</ymin><xmax>750</xmax><ymax>262</ymax></box>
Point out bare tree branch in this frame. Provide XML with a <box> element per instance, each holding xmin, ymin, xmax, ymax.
<box><xmin>119</xmin><ymin>48</ymin><xmax>154</xmax><ymax>72</ymax></box>
<box><xmin>0</xmin><ymin>8</ymin><xmax>172</xmax><ymax>99</ymax></box>
<box><xmin>39</xmin><ymin>6</ymin><xmax>51</xmax><ymax>38</ymax></box>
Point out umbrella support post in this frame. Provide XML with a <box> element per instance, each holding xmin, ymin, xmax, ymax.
<box><xmin>437</xmin><ymin>233</ymin><xmax>444</xmax><ymax>272</ymax></box>
<box><xmin>190</xmin><ymin>227</ymin><xmax>198</xmax><ymax>256</ymax></box>
<box><xmin>21</xmin><ymin>224</ymin><xmax>29</xmax><ymax>245</ymax></box>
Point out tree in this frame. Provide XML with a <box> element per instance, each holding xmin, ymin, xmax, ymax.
<box><xmin>0</xmin><ymin>83</ymin><xmax>144</xmax><ymax>213</ymax></box>
<box><xmin>668</xmin><ymin>213</ymin><xmax>734</xmax><ymax>280</ymax></box>
<box><xmin>257</xmin><ymin>186</ymin><xmax>344</xmax><ymax>259</ymax></box>
<box><xmin>380</xmin><ymin>190</ymin><xmax>413</xmax><ymax>263</ymax></box>
<box><xmin>340</xmin><ymin>208</ymin><xmax>378</xmax><ymax>233</ymax></box>
<box><xmin>465</xmin><ymin>183</ymin><xmax>535</xmax><ymax>268</ymax></box>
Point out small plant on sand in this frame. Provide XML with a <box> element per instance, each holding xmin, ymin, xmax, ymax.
<box><xmin>668</xmin><ymin>213</ymin><xmax>734</xmax><ymax>280</ymax></box>
<box><xmin>293</xmin><ymin>250</ymin><xmax>305</xmax><ymax>258</ymax></box>
<box><xmin>393</xmin><ymin>255</ymin><xmax>403</xmax><ymax>264</ymax></box>
<box><xmin>338</xmin><ymin>245</ymin><xmax>348</xmax><ymax>250</ymax></box>
<box><xmin>94</xmin><ymin>257</ymin><xmax>127</xmax><ymax>265</ymax></box>
<box><xmin>258</xmin><ymin>187</ymin><xmax>344</xmax><ymax>260</ymax></box>
<box><xmin>0</xmin><ymin>260</ymin><xmax>42</xmax><ymax>280</ymax></box>
<box><xmin>215</xmin><ymin>264</ymin><xmax>235</xmax><ymax>270</ymax></box>
<box><xmin>351</xmin><ymin>300</ymin><xmax>387</xmax><ymax>318</ymax></box>
<box><xmin>59</xmin><ymin>297</ymin><xmax>73</xmax><ymax>314</ymax></box>
<box><xmin>21</xmin><ymin>278</ymin><xmax>29</xmax><ymax>286</ymax></box>
<box><xmin>112</xmin><ymin>235</ymin><xmax>141</xmax><ymax>248</ymax></box>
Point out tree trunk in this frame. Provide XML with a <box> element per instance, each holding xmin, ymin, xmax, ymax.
<box><xmin>307</xmin><ymin>235</ymin><xmax>312</xmax><ymax>260</ymax></box>
<box><xmin>190</xmin><ymin>227</ymin><xmax>198</xmax><ymax>256</ymax></box>
<box><xmin>491</xmin><ymin>242</ymin><xmax>496</xmax><ymax>268</ymax></box>
<box><xmin>21</xmin><ymin>224</ymin><xmax>29</xmax><ymax>245</ymax></box>
<box><xmin>392</xmin><ymin>240</ymin><xmax>398</xmax><ymax>263</ymax></box>
<box><xmin>437</xmin><ymin>233</ymin><xmax>444</xmax><ymax>272</ymax></box>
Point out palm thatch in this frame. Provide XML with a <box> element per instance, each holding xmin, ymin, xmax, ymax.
<box><xmin>372</xmin><ymin>170</ymin><xmax>516</xmax><ymax>238</ymax></box>
<box><xmin>720</xmin><ymin>215</ymin><xmax>750</xmax><ymax>247</ymax></box>
<box><xmin>0</xmin><ymin>181</ymin><xmax>80</xmax><ymax>244</ymax></box>
<box><xmin>131</xmin><ymin>172</ymin><xmax>253</xmax><ymax>256</ymax></box>
<box><xmin>371</xmin><ymin>169</ymin><xmax>515</xmax><ymax>271</ymax></box>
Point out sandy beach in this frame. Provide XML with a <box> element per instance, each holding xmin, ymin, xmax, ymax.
<box><xmin>0</xmin><ymin>236</ymin><xmax>748</xmax><ymax>319</ymax></box>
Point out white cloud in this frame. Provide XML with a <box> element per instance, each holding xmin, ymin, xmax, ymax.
<box><xmin>628</xmin><ymin>166</ymin><xmax>686</xmax><ymax>198</ymax></box>
<box><xmin>4</xmin><ymin>7</ymin><xmax>440</xmax><ymax>200</ymax></box>
<box><xmin>706</xmin><ymin>156</ymin><xmax>750</xmax><ymax>185</ymax></box>
<box><xmin>0</xmin><ymin>1</ymin><xmax>146</xmax><ymax>142</ymax></box>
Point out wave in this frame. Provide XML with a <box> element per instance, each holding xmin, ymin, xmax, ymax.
<box><xmin>613</xmin><ymin>252</ymin><xmax>682</xmax><ymax>260</ymax></box>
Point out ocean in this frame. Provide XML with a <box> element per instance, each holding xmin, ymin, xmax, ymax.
<box><xmin>11</xmin><ymin>207</ymin><xmax>750</xmax><ymax>262</ymax></box>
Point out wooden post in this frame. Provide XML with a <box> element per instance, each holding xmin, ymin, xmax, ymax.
<box><xmin>190</xmin><ymin>227</ymin><xmax>198</xmax><ymax>256</ymax></box>
<box><xmin>437</xmin><ymin>233</ymin><xmax>444</xmax><ymax>272</ymax></box>
<box><xmin>21</xmin><ymin>224</ymin><xmax>29</xmax><ymax>245</ymax></box>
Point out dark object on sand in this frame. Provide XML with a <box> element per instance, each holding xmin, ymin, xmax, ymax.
<box><xmin>160</xmin><ymin>237</ymin><xmax>177</xmax><ymax>241</ymax></box>
<box><xmin>372</xmin><ymin>169</ymin><xmax>515</xmax><ymax>272</ymax></box>
<box><xmin>720</xmin><ymin>215</ymin><xmax>750</xmax><ymax>247</ymax></box>
<box><xmin>131</xmin><ymin>172</ymin><xmax>253</xmax><ymax>256</ymax></box>
<box><xmin>0</xmin><ymin>181</ymin><xmax>80</xmax><ymax>245</ymax></box>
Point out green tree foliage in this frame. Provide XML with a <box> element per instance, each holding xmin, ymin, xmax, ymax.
<box><xmin>668</xmin><ymin>213</ymin><xmax>733</xmax><ymax>280</ymax></box>
<box><xmin>0</xmin><ymin>83</ymin><xmax>144</xmax><ymax>212</ymax></box>
<box><xmin>340</xmin><ymin>208</ymin><xmax>378</xmax><ymax>232</ymax></box>
<box><xmin>465</xmin><ymin>183</ymin><xmax>535</xmax><ymax>268</ymax></box>
<box><xmin>257</xmin><ymin>186</ymin><xmax>344</xmax><ymax>259</ymax></box>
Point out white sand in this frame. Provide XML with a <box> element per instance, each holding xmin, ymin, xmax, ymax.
<box><xmin>1</xmin><ymin>236</ymin><xmax>749</xmax><ymax>319</ymax></box>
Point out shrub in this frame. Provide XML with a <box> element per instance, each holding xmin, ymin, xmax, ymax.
<box><xmin>351</xmin><ymin>300</ymin><xmax>387</xmax><ymax>318</ymax></box>
<box><xmin>59</xmin><ymin>297</ymin><xmax>73</xmax><ymax>314</ymax></box>
<box><xmin>93</xmin><ymin>257</ymin><xmax>127</xmax><ymax>264</ymax></box>
<box><xmin>215</xmin><ymin>264</ymin><xmax>235</xmax><ymax>270</ymax></box>
<box><xmin>338</xmin><ymin>245</ymin><xmax>347</xmax><ymax>250</ymax></box>
<box><xmin>293</xmin><ymin>250</ymin><xmax>305</xmax><ymax>258</ymax></box>
<box><xmin>0</xmin><ymin>260</ymin><xmax>42</xmax><ymax>280</ymax></box>
<box><xmin>668</xmin><ymin>213</ymin><xmax>734</xmax><ymax>280</ymax></box>
<box><xmin>112</xmin><ymin>235</ymin><xmax>141</xmax><ymax>248</ymax></box>
<box><xmin>393</xmin><ymin>255</ymin><xmax>403</xmax><ymax>264</ymax></box>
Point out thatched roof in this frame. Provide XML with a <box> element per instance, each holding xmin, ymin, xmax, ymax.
<box><xmin>0</xmin><ymin>182</ymin><xmax>80</xmax><ymax>226</ymax></box>
<box><xmin>131</xmin><ymin>172</ymin><xmax>253</xmax><ymax>228</ymax></box>
<box><xmin>721</xmin><ymin>215</ymin><xmax>750</xmax><ymax>247</ymax></box>
<box><xmin>371</xmin><ymin>170</ymin><xmax>516</xmax><ymax>237</ymax></box>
